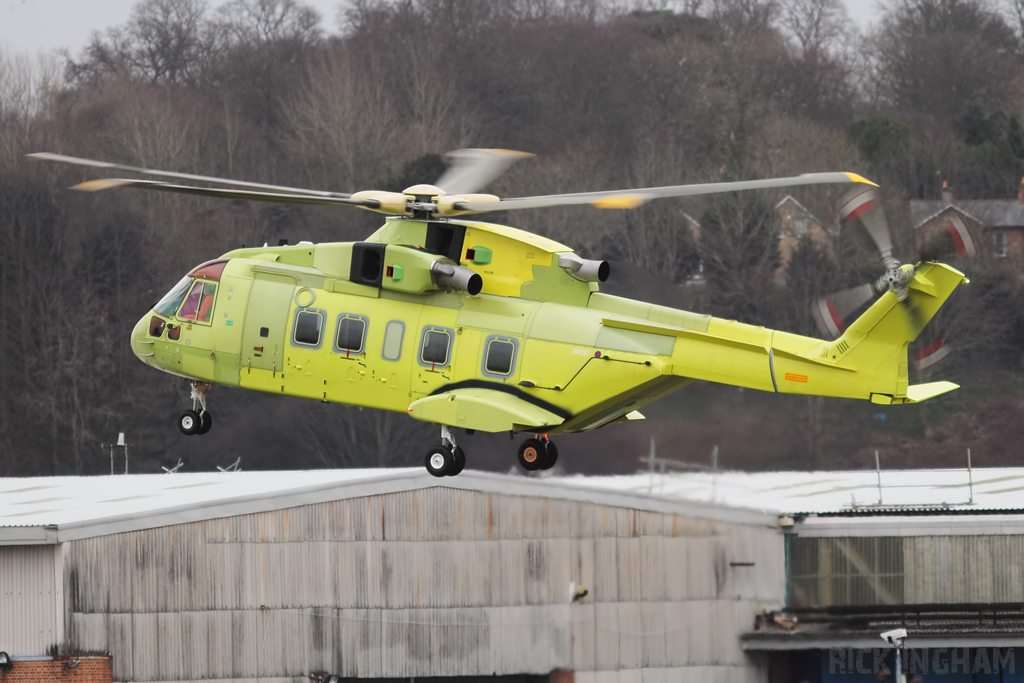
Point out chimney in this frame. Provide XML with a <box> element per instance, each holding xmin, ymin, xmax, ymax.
<box><xmin>942</xmin><ymin>180</ymin><xmax>954</xmax><ymax>205</ymax></box>
<box><xmin>1018</xmin><ymin>176</ymin><xmax>1024</xmax><ymax>203</ymax></box>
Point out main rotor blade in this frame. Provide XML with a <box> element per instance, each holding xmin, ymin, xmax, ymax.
<box><xmin>839</xmin><ymin>186</ymin><xmax>893</xmax><ymax>260</ymax></box>
<box><xmin>812</xmin><ymin>283</ymin><xmax>878</xmax><ymax>339</ymax></box>
<box><xmin>453</xmin><ymin>172</ymin><xmax>877</xmax><ymax>213</ymax></box>
<box><xmin>28</xmin><ymin>152</ymin><xmax>351</xmax><ymax>199</ymax></box>
<box><xmin>434</xmin><ymin>148</ymin><xmax>534</xmax><ymax>195</ymax></box>
<box><xmin>71</xmin><ymin>178</ymin><xmax>379</xmax><ymax>208</ymax></box>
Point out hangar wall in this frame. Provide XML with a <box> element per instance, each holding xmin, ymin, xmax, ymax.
<box><xmin>790</xmin><ymin>535</ymin><xmax>1024</xmax><ymax>607</ymax></box>
<box><xmin>0</xmin><ymin>543</ymin><xmax>63</xmax><ymax>655</ymax></box>
<box><xmin>61</xmin><ymin>487</ymin><xmax>782</xmax><ymax>681</ymax></box>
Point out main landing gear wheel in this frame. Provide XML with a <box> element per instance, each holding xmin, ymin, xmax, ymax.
<box><xmin>425</xmin><ymin>446</ymin><xmax>453</xmax><ymax>477</ymax></box>
<box><xmin>518</xmin><ymin>437</ymin><xmax>558</xmax><ymax>471</ymax></box>
<box><xmin>178</xmin><ymin>410</ymin><xmax>201</xmax><ymax>436</ymax></box>
<box><xmin>423</xmin><ymin>425</ymin><xmax>467</xmax><ymax>477</ymax></box>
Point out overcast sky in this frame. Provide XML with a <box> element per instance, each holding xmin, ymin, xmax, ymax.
<box><xmin>1</xmin><ymin>0</ymin><xmax>882</xmax><ymax>57</ymax></box>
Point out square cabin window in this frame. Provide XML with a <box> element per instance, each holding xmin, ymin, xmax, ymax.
<box><xmin>421</xmin><ymin>329</ymin><xmax>452</xmax><ymax>366</ymax></box>
<box><xmin>293</xmin><ymin>309</ymin><xmax>323</xmax><ymax>346</ymax></box>
<box><xmin>485</xmin><ymin>339</ymin><xmax>516</xmax><ymax>375</ymax></box>
<box><xmin>335</xmin><ymin>315</ymin><xmax>367</xmax><ymax>354</ymax></box>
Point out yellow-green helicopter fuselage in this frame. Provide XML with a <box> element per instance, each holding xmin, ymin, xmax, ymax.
<box><xmin>132</xmin><ymin>215</ymin><xmax>966</xmax><ymax>447</ymax></box>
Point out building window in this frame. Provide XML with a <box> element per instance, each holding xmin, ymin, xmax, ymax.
<box><xmin>334</xmin><ymin>314</ymin><xmax>368</xmax><ymax>355</ymax></box>
<box><xmin>994</xmin><ymin>231</ymin><xmax>1008</xmax><ymax>258</ymax></box>
<box><xmin>419</xmin><ymin>327</ymin><xmax>453</xmax><ymax>368</ymax></box>
<box><xmin>292</xmin><ymin>309</ymin><xmax>324</xmax><ymax>347</ymax></box>
<box><xmin>482</xmin><ymin>336</ymin><xmax>518</xmax><ymax>378</ymax></box>
<box><xmin>382</xmin><ymin>321</ymin><xmax>404</xmax><ymax>361</ymax></box>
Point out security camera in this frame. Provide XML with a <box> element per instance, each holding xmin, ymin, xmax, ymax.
<box><xmin>880</xmin><ymin>628</ymin><xmax>907</xmax><ymax>644</ymax></box>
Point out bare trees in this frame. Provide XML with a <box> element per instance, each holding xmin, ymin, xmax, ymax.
<box><xmin>872</xmin><ymin>0</ymin><xmax>1020</xmax><ymax>121</ymax></box>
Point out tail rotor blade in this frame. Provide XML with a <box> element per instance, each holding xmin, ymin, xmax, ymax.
<box><xmin>839</xmin><ymin>186</ymin><xmax>893</xmax><ymax>260</ymax></box>
<box><xmin>912</xmin><ymin>336</ymin><xmax>951</xmax><ymax>373</ymax></box>
<box><xmin>812</xmin><ymin>282</ymin><xmax>877</xmax><ymax>339</ymax></box>
<box><xmin>918</xmin><ymin>213</ymin><xmax>979</xmax><ymax>261</ymax></box>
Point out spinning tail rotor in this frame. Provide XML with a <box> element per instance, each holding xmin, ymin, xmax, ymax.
<box><xmin>812</xmin><ymin>187</ymin><xmax>977</xmax><ymax>372</ymax></box>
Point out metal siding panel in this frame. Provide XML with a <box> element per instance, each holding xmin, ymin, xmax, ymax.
<box><xmin>204</xmin><ymin>610</ymin><xmax>233</xmax><ymax>680</ymax></box>
<box><xmin>594</xmin><ymin>601</ymin><xmax>620</xmax><ymax>670</ymax></box>
<box><xmin>547</xmin><ymin>603</ymin><xmax>572</xmax><ymax>671</ymax></box>
<box><xmin>664</xmin><ymin>537</ymin><xmax>690</xmax><ymax>602</ymax></box>
<box><xmin>109</xmin><ymin>613</ymin><xmax>135</xmax><ymax>682</ymax></box>
<box><xmin>617</xmin><ymin>537</ymin><xmax>642</xmax><ymax>603</ymax></box>
<box><xmin>156</xmin><ymin>612</ymin><xmax>184</xmax><ymax>682</ymax></box>
<box><xmin>967</xmin><ymin>536</ymin><xmax>994</xmax><ymax>602</ymax></box>
<box><xmin>0</xmin><ymin>545</ymin><xmax>57</xmax><ymax>655</ymax></box>
<box><xmin>618</xmin><ymin>602</ymin><xmax>643</xmax><ymax>669</ymax></box>
<box><xmin>640</xmin><ymin>535</ymin><xmax>666</xmax><ymax>601</ymax></box>
<box><xmin>641</xmin><ymin>601</ymin><xmax>667</xmax><ymax>668</ymax></box>
<box><xmin>571</xmin><ymin>602</ymin><xmax>596</xmax><ymax>671</ymax></box>
<box><xmin>132</xmin><ymin>612</ymin><xmax>159</xmax><ymax>681</ymax></box>
<box><xmin>230</xmin><ymin>608</ymin><xmax>259</xmax><ymax>679</ymax></box>
<box><xmin>663</xmin><ymin>600</ymin><xmax>692</xmax><ymax>667</ymax></box>
<box><xmin>594</xmin><ymin>537</ymin><xmax>619</xmax><ymax>602</ymax></box>
<box><xmin>686</xmin><ymin>600</ymin><xmax>718</xmax><ymax>666</ymax></box>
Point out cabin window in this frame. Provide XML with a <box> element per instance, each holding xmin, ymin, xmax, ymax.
<box><xmin>334</xmin><ymin>314</ymin><xmax>368</xmax><ymax>355</ymax></box>
<box><xmin>292</xmin><ymin>309</ymin><xmax>325</xmax><ymax>347</ymax></box>
<box><xmin>154</xmin><ymin>276</ymin><xmax>193</xmax><ymax>317</ymax></box>
<box><xmin>419</xmin><ymin>327</ymin><xmax>453</xmax><ymax>368</ymax></box>
<box><xmin>484</xmin><ymin>337</ymin><xmax>517</xmax><ymax>376</ymax></box>
<box><xmin>382</xmin><ymin>321</ymin><xmax>405</xmax><ymax>361</ymax></box>
<box><xmin>149</xmin><ymin>316</ymin><xmax>165</xmax><ymax>338</ymax></box>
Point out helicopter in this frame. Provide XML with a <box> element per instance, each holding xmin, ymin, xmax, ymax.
<box><xmin>29</xmin><ymin>149</ymin><xmax>968</xmax><ymax>477</ymax></box>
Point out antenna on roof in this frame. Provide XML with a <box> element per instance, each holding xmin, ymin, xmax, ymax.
<box><xmin>217</xmin><ymin>458</ymin><xmax>242</xmax><ymax>472</ymax></box>
<box><xmin>162</xmin><ymin>458</ymin><xmax>184</xmax><ymax>474</ymax></box>
<box><xmin>102</xmin><ymin>433</ymin><xmax>128</xmax><ymax>474</ymax></box>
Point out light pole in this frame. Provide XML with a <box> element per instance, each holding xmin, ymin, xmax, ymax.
<box><xmin>881</xmin><ymin>628</ymin><xmax>907</xmax><ymax>683</ymax></box>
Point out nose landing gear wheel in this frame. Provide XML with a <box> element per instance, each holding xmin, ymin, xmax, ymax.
<box><xmin>178</xmin><ymin>409</ymin><xmax>201</xmax><ymax>436</ymax></box>
<box><xmin>425</xmin><ymin>446</ymin><xmax>454</xmax><ymax>477</ymax></box>
<box><xmin>448</xmin><ymin>446</ymin><xmax>466</xmax><ymax>476</ymax></box>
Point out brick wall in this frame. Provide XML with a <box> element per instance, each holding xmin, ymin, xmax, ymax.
<box><xmin>0</xmin><ymin>656</ymin><xmax>111</xmax><ymax>683</ymax></box>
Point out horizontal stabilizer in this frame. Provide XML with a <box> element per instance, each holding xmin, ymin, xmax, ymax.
<box><xmin>905</xmin><ymin>381</ymin><xmax>959</xmax><ymax>403</ymax></box>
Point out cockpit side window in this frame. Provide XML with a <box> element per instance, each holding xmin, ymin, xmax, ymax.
<box><xmin>197</xmin><ymin>283</ymin><xmax>217</xmax><ymax>323</ymax></box>
<box><xmin>154</xmin><ymin>276</ymin><xmax>193</xmax><ymax>318</ymax></box>
<box><xmin>178</xmin><ymin>281</ymin><xmax>217</xmax><ymax>323</ymax></box>
<box><xmin>178</xmin><ymin>282</ymin><xmax>204</xmax><ymax>321</ymax></box>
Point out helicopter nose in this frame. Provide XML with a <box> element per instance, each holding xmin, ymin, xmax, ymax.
<box><xmin>130</xmin><ymin>314</ymin><xmax>156</xmax><ymax>364</ymax></box>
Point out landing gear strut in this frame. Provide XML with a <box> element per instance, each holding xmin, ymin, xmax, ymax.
<box><xmin>518</xmin><ymin>435</ymin><xmax>558</xmax><ymax>471</ymax></box>
<box><xmin>178</xmin><ymin>382</ymin><xmax>213</xmax><ymax>436</ymax></box>
<box><xmin>424</xmin><ymin>425</ymin><xmax>466</xmax><ymax>477</ymax></box>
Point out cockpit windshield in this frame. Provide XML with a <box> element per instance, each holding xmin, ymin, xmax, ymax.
<box><xmin>154</xmin><ymin>276</ymin><xmax>193</xmax><ymax>317</ymax></box>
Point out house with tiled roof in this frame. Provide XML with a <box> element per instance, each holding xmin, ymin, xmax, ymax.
<box><xmin>911</xmin><ymin>182</ymin><xmax>1024</xmax><ymax>260</ymax></box>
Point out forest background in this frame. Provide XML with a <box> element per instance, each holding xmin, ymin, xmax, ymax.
<box><xmin>1</xmin><ymin>0</ymin><xmax>1023</xmax><ymax>476</ymax></box>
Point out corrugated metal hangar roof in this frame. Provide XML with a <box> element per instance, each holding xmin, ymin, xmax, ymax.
<box><xmin>558</xmin><ymin>467</ymin><xmax>1024</xmax><ymax>515</ymax></box>
<box><xmin>4</xmin><ymin>466</ymin><xmax>1024</xmax><ymax>544</ymax></box>
<box><xmin>0</xmin><ymin>468</ymin><xmax>776</xmax><ymax>544</ymax></box>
